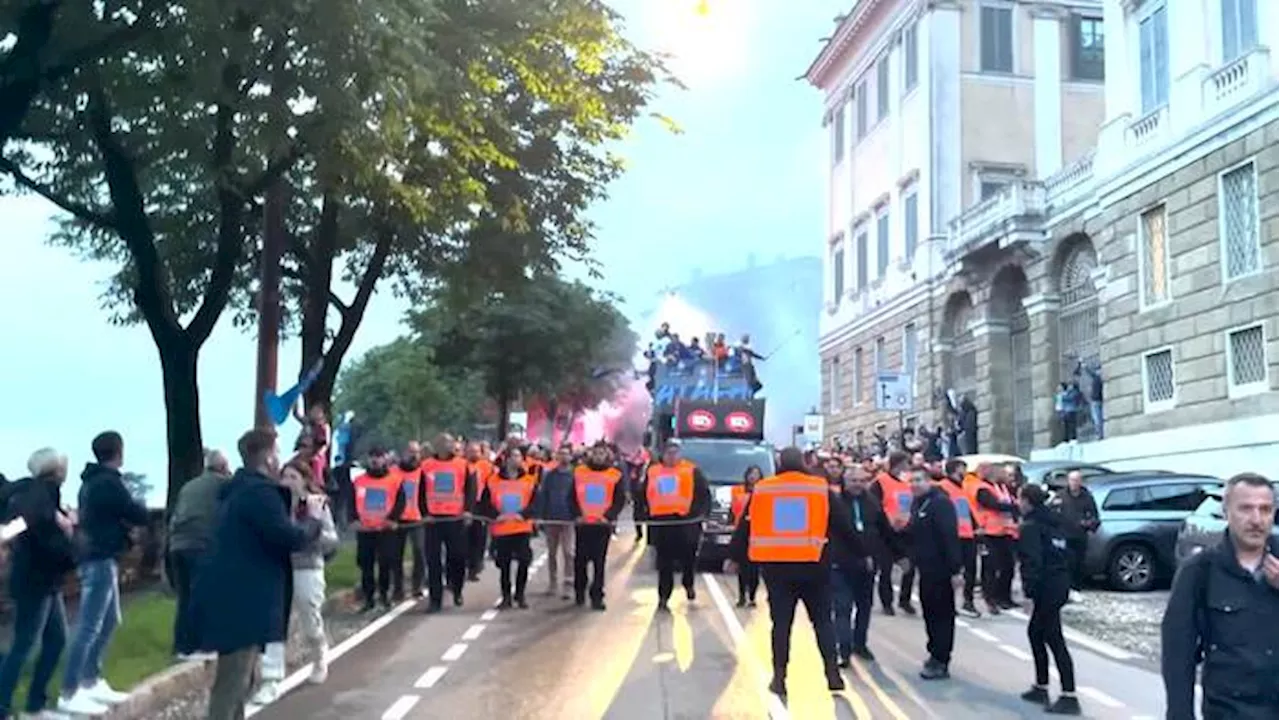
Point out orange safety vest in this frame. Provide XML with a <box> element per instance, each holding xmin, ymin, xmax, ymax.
<box><xmin>747</xmin><ymin>471</ymin><xmax>830</xmax><ymax>563</ymax></box>
<box><xmin>422</xmin><ymin>456</ymin><xmax>468</xmax><ymax>516</ymax></box>
<box><xmin>354</xmin><ymin>471</ymin><xmax>402</xmax><ymax>531</ymax></box>
<box><xmin>875</xmin><ymin>471</ymin><xmax>912</xmax><ymax>525</ymax></box>
<box><xmin>935</xmin><ymin>479</ymin><xmax>974</xmax><ymax>540</ymax></box>
<box><xmin>470</xmin><ymin>459</ymin><xmax>496</xmax><ymax>501</ymax></box>
<box><xmin>646</xmin><ymin>461</ymin><xmax>696</xmax><ymax>517</ymax></box>
<box><xmin>971</xmin><ymin>479</ymin><xmax>1017</xmax><ymax>537</ymax></box>
<box><xmin>574</xmin><ymin>466</ymin><xmax>622</xmax><ymax>523</ymax></box>
<box><xmin>488</xmin><ymin>474</ymin><xmax>537</xmax><ymax>537</ymax></box>
<box><xmin>396</xmin><ymin>466</ymin><xmax>424</xmax><ymax>523</ymax></box>
<box><xmin>730</xmin><ymin>485</ymin><xmax>751</xmax><ymax>524</ymax></box>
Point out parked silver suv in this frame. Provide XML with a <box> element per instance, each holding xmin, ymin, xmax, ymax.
<box><xmin>1174</xmin><ymin>481</ymin><xmax>1279</xmax><ymax>564</ymax></box>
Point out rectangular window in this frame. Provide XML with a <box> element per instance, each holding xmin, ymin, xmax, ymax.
<box><xmin>1139</xmin><ymin>6</ymin><xmax>1169</xmax><ymax>113</ymax></box>
<box><xmin>1070</xmin><ymin>15</ymin><xmax>1105</xmax><ymax>80</ymax></box>
<box><xmin>876</xmin><ymin>210</ymin><xmax>890</xmax><ymax>278</ymax></box>
<box><xmin>1222</xmin><ymin>0</ymin><xmax>1259</xmax><ymax>62</ymax></box>
<box><xmin>855</xmin><ymin>79</ymin><xmax>868</xmax><ymax>139</ymax></box>
<box><xmin>875</xmin><ymin>336</ymin><xmax>886</xmax><ymax>371</ymax></box>
<box><xmin>855</xmin><ymin>229</ymin><xmax>869</xmax><ymax>289</ymax></box>
<box><xmin>904</xmin><ymin>22</ymin><xmax>919</xmax><ymax>91</ymax></box>
<box><xmin>876</xmin><ymin>55</ymin><xmax>890</xmax><ymax>121</ymax></box>
<box><xmin>854</xmin><ymin>348</ymin><xmax>864</xmax><ymax>404</ymax></box>
<box><xmin>1220</xmin><ymin>161</ymin><xmax>1261</xmax><ymax>279</ymax></box>
<box><xmin>831</xmin><ymin>104</ymin><xmax>845</xmax><ymax>165</ymax></box>
<box><xmin>1227</xmin><ymin>323</ymin><xmax>1267</xmax><ymax>393</ymax></box>
<box><xmin>832</xmin><ymin>244</ymin><xmax>846</xmax><ymax>300</ymax></box>
<box><xmin>902</xmin><ymin>189</ymin><xmax>919</xmax><ymax>262</ymax></box>
<box><xmin>829</xmin><ymin>356</ymin><xmax>841</xmax><ymax>412</ymax></box>
<box><xmin>980</xmin><ymin>5</ymin><xmax>1014</xmax><ymax>73</ymax></box>
<box><xmin>1140</xmin><ymin>205</ymin><xmax>1170</xmax><ymax>306</ymax></box>
<box><xmin>980</xmin><ymin>179</ymin><xmax>1007</xmax><ymax>200</ymax></box>
<box><xmin>1142</xmin><ymin>348</ymin><xmax>1176</xmax><ymax>411</ymax></box>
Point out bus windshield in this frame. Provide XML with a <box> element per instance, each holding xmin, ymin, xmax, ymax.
<box><xmin>678</xmin><ymin>440</ymin><xmax>775</xmax><ymax>483</ymax></box>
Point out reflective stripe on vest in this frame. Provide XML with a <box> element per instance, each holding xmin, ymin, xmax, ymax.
<box><xmin>747</xmin><ymin>472</ymin><xmax>830</xmax><ymax>563</ymax></box>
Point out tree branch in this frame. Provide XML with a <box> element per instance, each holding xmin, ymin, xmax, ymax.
<box><xmin>0</xmin><ymin>0</ymin><xmax>60</xmax><ymax>144</ymax></box>
<box><xmin>0</xmin><ymin>155</ymin><xmax>117</xmax><ymax>229</ymax></box>
<box><xmin>281</xmin><ymin>265</ymin><xmax>349</xmax><ymax>313</ymax></box>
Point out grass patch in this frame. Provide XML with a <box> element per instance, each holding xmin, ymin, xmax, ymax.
<box><xmin>9</xmin><ymin>590</ymin><xmax>176</xmax><ymax>711</ymax></box>
<box><xmin>324</xmin><ymin>542</ymin><xmax>359</xmax><ymax>591</ymax></box>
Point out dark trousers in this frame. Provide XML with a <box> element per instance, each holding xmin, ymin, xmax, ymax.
<box><xmin>918</xmin><ymin>574</ymin><xmax>956</xmax><ymax>666</ymax></box>
<box><xmin>959</xmin><ymin>538</ymin><xmax>978</xmax><ymax>605</ymax></box>
<box><xmin>424</xmin><ymin>520</ymin><xmax>468</xmax><ymax>603</ymax></box>
<box><xmin>392</xmin><ymin>525</ymin><xmax>426</xmax><ymax>597</ymax></box>
<box><xmin>0</xmin><ymin>590</ymin><xmax>67</xmax><ymax>715</ymax></box>
<box><xmin>207</xmin><ymin>647</ymin><xmax>257</xmax><ymax>720</ymax></box>
<box><xmin>492</xmin><ymin>533</ymin><xmax>533</xmax><ymax>602</ymax></box>
<box><xmin>876</xmin><ymin>550</ymin><xmax>915</xmax><ymax>608</ymax></box>
<box><xmin>1065</xmin><ymin>537</ymin><xmax>1088</xmax><ymax>590</ymax></box>
<box><xmin>980</xmin><ymin>534</ymin><xmax>1016</xmax><ymax>605</ymax></box>
<box><xmin>652</xmin><ymin>526</ymin><xmax>697</xmax><ymax>602</ymax></box>
<box><xmin>574</xmin><ymin>525</ymin><xmax>612</xmax><ymax>603</ymax></box>
<box><xmin>356</xmin><ymin>529</ymin><xmax>397</xmax><ymax>604</ymax></box>
<box><xmin>737</xmin><ymin>561</ymin><xmax>760</xmax><ymax>603</ymax></box>
<box><xmin>830</xmin><ymin>562</ymin><xmax>874</xmax><ymax>657</ymax></box>
<box><xmin>170</xmin><ymin>548</ymin><xmax>204</xmax><ymax>654</ymax></box>
<box><xmin>466</xmin><ymin>520</ymin><xmax>488</xmax><ymax>576</ymax></box>
<box><xmin>762</xmin><ymin>565</ymin><xmax>838</xmax><ymax>681</ymax></box>
<box><xmin>1028</xmin><ymin>594</ymin><xmax>1076</xmax><ymax>691</ymax></box>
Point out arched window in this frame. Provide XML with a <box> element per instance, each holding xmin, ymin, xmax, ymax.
<box><xmin>944</xmin><ymin>295</ymin><xmax>978</xmax><ymax>404</ymax></box>
<box><xmin>1057</xmin><ymin>241</ymin><xmax>1100</xmax><ymax>439</ymax></box>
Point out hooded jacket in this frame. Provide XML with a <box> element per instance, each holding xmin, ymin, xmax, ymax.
<box><xmin>1015</xmin><ymin>505</ymin><xmax>1071</xmax><ymax>603</ymax></box>
<box><xmin>77</xmin><ymin>462</ymin><xmax>150</xmax><ymax>562</ymax></box>
<box><xmin>7</xmin><ymin>476</ymin><xmax>78</xmax><ymax>594</ymax></box>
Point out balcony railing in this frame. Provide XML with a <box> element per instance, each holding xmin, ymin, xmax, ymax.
<box><xmin>1204</xmin><ymin>46</ymin><xmax>1274</xmax><ymax>119</ymax></box>
<box><xmin>1126</xmin><ymin>105</ymin><xmax>1167</xmax><ymax>148</ymax></box>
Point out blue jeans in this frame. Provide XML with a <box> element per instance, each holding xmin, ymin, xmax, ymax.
<box><xmin>62</xmin><ymin>559</ymin><xmax>122</xmax><ymax>694</ymax></box>
<box><xmin>830</xmin><ymin>561</ymin><xmax>874</xmax><ymax>657</ymax></box>
<box><xmin>0</xmin><ymin>590</ymin><xmax>68</xmax><ymax>714</ymax></box>
<box><xmin>1090</xmin><ymin>402</ymin><xmax>1105</xmax><ymax>439</ymax></box>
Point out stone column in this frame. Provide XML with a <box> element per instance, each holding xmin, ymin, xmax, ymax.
<box><xmin>1023</xmin><ymin>293</ymin><xmax>1062</xmax><ymax>450</ymax></box>
<box><xmin>971</xmin><ymin>318</ymin><xmax>1012</xmax><ymax>454</ymax></box>
<box><xmin>1031</xmin><ymin>7</ymin><xmax>1064</xmax><ymax>176</ymax></box>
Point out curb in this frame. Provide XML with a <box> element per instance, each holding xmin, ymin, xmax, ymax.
<box><xmin>106</xmin><ymin>588</ymin><xmax>361</xmax><ymax>720</ymax></box>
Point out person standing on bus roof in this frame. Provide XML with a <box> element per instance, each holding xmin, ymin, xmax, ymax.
<box><xmin>638</xmin><ymin>440</ymin><xmax>711</xmax><ymax>612</ymax></box>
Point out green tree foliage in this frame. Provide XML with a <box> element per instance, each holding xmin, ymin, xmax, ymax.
<box><xmin>121</xmin><ymin>471</ymin><xmax>152</xmax><ymax>503</ymax></box>
<box><xmin>419</xmin><ymin>274</ymin><xmax>637</xmax><ymax>438</ymax></box>
<box><xmin>333</xmin><ymin>337</ymin><xmax>486</xmax><ymax>457</ymax></box>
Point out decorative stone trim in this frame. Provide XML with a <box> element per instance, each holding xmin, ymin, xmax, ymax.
<box><xmin>971</xmin><ymin>318</ymin><xmax>1011</xmax><ymax>338</ymax></box>
<box><xmin>1022</xmin><ymin>293</ymin><xmax>1062</xmax><ymax>316</ymax></box>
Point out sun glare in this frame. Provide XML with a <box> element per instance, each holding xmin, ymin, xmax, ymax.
<box><xmin>644</xmin><ymin>0</ymin><xmax>753</xmax><ymax>87</ymax></box>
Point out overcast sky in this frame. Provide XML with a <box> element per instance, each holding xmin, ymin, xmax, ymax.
<box><xmin>0</xmin><ymin>0</ymin><xmax>845</xmax><ymax>504</ymax></box>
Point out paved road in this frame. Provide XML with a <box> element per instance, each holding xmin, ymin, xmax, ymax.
<box><xmin>254</xmin><ymin>527</ymin><xmax>1165</xmax><ymax>720</ymax></box>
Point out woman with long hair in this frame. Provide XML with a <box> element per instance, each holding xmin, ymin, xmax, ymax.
<box><xmin>479</xmin><ymin>448</ymin><xmax>538</xmax><ymax>609</ymax></box>
<box><xmin>733</xmin><ymin>464</ymin><xmax>763</xmax><ymax>607</ymax></box>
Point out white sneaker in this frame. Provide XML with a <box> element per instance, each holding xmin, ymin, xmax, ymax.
<box><xmin>307</xmin><ymin>661</ymin><xmax>329</xmax><ymax>684</ymax></box>
<box><xmin>250</xmin><ymin>680</ymin><xmax>280</xmax><ymax>705</ymax></box>
<box><xmin>83</xmin><ymin>679</ymin><xmax>129</xmax><ymax>704</ymax></box>
<box><xmin>57</xmin><ymin>691</ymin><xmax>108</xmax><ymax>716</ymax></box>
<box><xmin>1068</xmin><ymin>589</ymin><xmax>1084</xmax><ymax>604</ymax></box>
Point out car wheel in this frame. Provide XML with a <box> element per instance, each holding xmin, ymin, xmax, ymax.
<box><xmin>1108</xmin><ymin>543</ymin><xmax>1156</xmax><ymax>592</ymax></box>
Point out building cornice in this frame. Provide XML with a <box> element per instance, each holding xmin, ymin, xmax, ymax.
<box><xmin>804</xmin><ymin>0</ymin><xmax>889</xmax><ymax>89</ymax></box>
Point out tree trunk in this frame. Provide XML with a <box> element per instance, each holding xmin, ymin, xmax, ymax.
<box><xmin>496</xmin><ymin>389</ymin><xmax>511</xmax><ymax>441</ymax></box>
<box><xmin>546</xmin><ymin>397</ymin><xmax>559</xmax><ymax>446</ymax></box>
<box><xmin>299</xmin><ymin>193</ymin><xmax>338</xmax><ymax>412</ymax></box>
<box><xmin>158</xmin><ymin>338</ymin><xmax>204</xmax><ymax>513</ymax></box>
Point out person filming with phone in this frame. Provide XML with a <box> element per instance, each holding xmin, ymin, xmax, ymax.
<box><xmin>1161</xmin><ymin>472</ymin><xmax>1278</xmax><ymax>720</ymax></box>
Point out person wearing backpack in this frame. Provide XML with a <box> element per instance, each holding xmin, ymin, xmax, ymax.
<box><xmin>1015</xmin><ymin>483</ymin><xmax>1080</xmax><ymax>715</ymax></box>
<box><xmin>1161</xmin><ymin>472</ymin><xmax>1278</xmax><ymax>720</ymax></box>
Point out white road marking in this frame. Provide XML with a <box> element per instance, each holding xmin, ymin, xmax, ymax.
<box><xmin>415</xmin><ymin>666</ymin><xmax>449</xmax><ymax>689</ymax></box>
<box><xmin>442</xmin><ymin>642</ymin><xmax>468</xmax><ymax>662</ymax></box>
<box><xmin>997</xmin><ymin>644</ymin><xmax>1032</xmax><ymax>661</ymax></box>
<box><xmin>480</xmin><ymin>609</ymin><xmax>498</xmax><ymax>621</ymax></box>
<box><xmin>462</xmin><ymin>624</ymin><xmax>486</xmax><ymax>641</ymax></box>
<box><xmin>969</xmin><ymin>628</ymin><xmax>1000</xmax><ymax>643</ymax></box>
<box><xmin>1078</xmin><ymin>687</ymin><xmax>1125</xmax><ymax>708</ymax></box>
<box><xmin>955</xmin><ymin>619</ymin><xmax>971</xmax><ymax>628</ymax></box>
<box><xmin>381</xmin><ymin>694</ymin><xmax>420</xmax><ymax>720</ymax></box>
<box><xmin>1004</xmin><ymin>608</ymin><xmax>1138</xmax><ymax>661</ymax></box>
<box><xmin>701</xmin><ymin>573</ymin><xmax>791</xmax><ymax>720</ymax></box>
<box><xmin>246</xmin><ymin>598</ymin><xmax>418</xmax><ymax>717</ymax></box>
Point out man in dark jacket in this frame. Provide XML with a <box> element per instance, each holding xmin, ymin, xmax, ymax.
<box><xmin>199</xmin><ymin>429</ymin><xmax>323</xmax><ymax>720</ymax></box>
<box><xmin>167</xmin><ymin>448</ymin><xmax>233</xmax><ymax>657</ymax></box>
<box><xmin>1016</xmin><ymin>484</ymin><xmax>1079</xmax><ymax>715</ymax></box>
<box><xmin>829</xmin><ymin>464</ymin><xmax>895</xmax><ymax>666</ymax></box>
<box><xmin>906</xmin><ymin>468</ymin><xmax>963</xmax><ymax>680</ymax></box>
<box><xmin>61</xmin><ymin>431</ymin><xmax>151</xmax><ymax>713</ymax></box>
<box><xmin>1161</xmin><ymin>472</ymin><xmax>1278</xmax><ymax>720</ymax></box>
<box><xmin>534</xmin><ymin>444</ymin><xmax>576</xmax><ymax>598</ymax></box>
<box><xmin>1050</xmin><ymin>470</ymin><xmax>1098</xmax><ymax>599</ymax></box>
<box><xmin>0</xmin><ymin>449</ymin><xmax>79</xmax><ymax>718</ymax></box>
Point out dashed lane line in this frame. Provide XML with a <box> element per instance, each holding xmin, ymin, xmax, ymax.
<box><xmin>1077</xmin><ymin>687</ymin><xmax>1126</xmax><ymax>709</ymax></box>
<box><xmin>381</xmin><ymin>694</ymin><xmax>420</xmax><ymax>720</ymax></box>
<box><xmin>415</xmin><ymin>666</ymin><xmax>449</xmax><ymax>689</ymax></box>
<box><xmin>997</xmin><ymin>644</ymin><xmax>1032</xmax><ymax>662</ymax></box>
<box><xmin>461</xmin><ymin>624</ymin><xmax>486</xmax><ymax>641</ymax></box>
<box><xmin>969</xmin><ymin>628</ymin><xmax>1000</xmax><ymax>643</ymax></box>
<box><xmin>442</xmin><ymin>642</ymin><xmax>469</xmax><ymax>661</ymax></box>
<box><xmin>1003</xmin><ymin>608</ymin><xmax>1138</xmax><ymax>661</ymax></box>
<box><xmin>480</xmin><ymin>609</ymin><xmax>498</xmax><ymax>621</ymax></box>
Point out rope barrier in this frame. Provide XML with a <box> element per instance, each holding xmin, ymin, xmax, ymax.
<box><xmin>353</xmin><ymin>515</ymin><xmax>711</xmax><ymax>530</ymax></box>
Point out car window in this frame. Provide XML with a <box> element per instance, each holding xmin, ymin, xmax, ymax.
<box><xmin>1102</xmin><ymin>487</ymin><xmax>1144</xmax><ymax>510</ymax></box>
<box><xmin>1143</xmin><ymin>483</ymin><xmax>1210</xmax><ymax>511</ymax></box>
<box><xmin>679</xmin><ymin>442</ymin><xmax>775</xmax><ymax>483</ymax></box>
<box><xmin>1195</xmin><ymin>495</ymin><xmax>1224</xmax><ymax>519</ymax></box>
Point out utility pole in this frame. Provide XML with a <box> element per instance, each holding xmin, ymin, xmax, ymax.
<box><xmin>254</xmin><ymin>179</ymin><xmax>286</xmax><ymax>429</ymax></box>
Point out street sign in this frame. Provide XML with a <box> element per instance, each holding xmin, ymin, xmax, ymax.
<box><xmin>875</xmin><ymin>371</ymin><xmax>914</xmax><ymax>412</ymax></box>
<box><xmin>802</xmin><ymin>413</ymin><xmax>824</xmax><ymax>443</ymax></box>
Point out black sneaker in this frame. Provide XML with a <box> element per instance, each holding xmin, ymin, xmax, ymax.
<box><xmin>1021</xmin><ymin>686</ymin><xmax>1050</xmax><ymax>705</ymax></box>
<box><xmin>851</xmin><ymin>646</ymin><xmax>876</xmax><ymax>662</ymax></box>
<box><xmin>836</xmin><ymin>654</ymin><xmax>851</xmax><ymax>669</ymax></box>
<box><xmin>497</xmin><ymin>598</ymin><xmax>513</xmax><ymax>609</ymax></box>
<box><xmin>825</xmin><ymin>668</ymin><xmax>845</xmax><ymax>692</ymax></box>
<box><xmin>656</xmin><ymin>600</ymin><xmax>670</xmax><ymax>613</ymax></box>
<box><xmin>516</xmin><ymin>598</ymin><xmax>529</xmax><ymax>609</ymax></box>
<box><xmin>881</xmin><ymin>605</ymin><xmax>896</xmax><ymax>617</ymax></box>
<box><xmin>747</xmin><ymin>599</ymin><xmax>757</xmax><ymax>608</ymax></box>
<box><xmin>919</xmin><ymin>660</ymin><xmax>949</xmax><ymax>680</ymax></box>
<box><xmin>379</xmin><ymin>597</ymin><xmax>392</xmax><ymax>610</ymax></box>
<box><xmin>575</xmin><ymin>596</ymin><xmax>586</xmax><ymax>607</ymax></box>
<box><xmin>960</xmin><ymin>602</ymin><xmax>982</xmax><ymax>618</ymax></box>
<box><xmin>425</xmin><ymin>600</ymin><xmax>442</xmax><ymax>614</ymax></box>
<box><xmin>898</xmin><ymin>602</ymin><xmax>917</xmax><ymax>616</ymax></box>
<box><xmin>736</xmin><ymin>597</ymin><xmax>746</xmax><ymax>608</ymax></box>
<box><xmin>686</xmin><ymin>586</ymin><xmax>696</xmax><ymax>601</ymax></box>
<box><xmin>768</xmin><ymin>676</ymin><xmax>787</xmax><ymax>698</ymax></box>
<box><xmin>467</xmin><ymin>571</ymin><xmax>480</xmax><ymax>583</ymax></box>
<box><xmin>591</xmin><ymin>600</ymin><xmax>607</xmax><ymax>611</ymax></box>
<box><xmin>1046</xmin><ymin>696</ymin><xmax>1082</xmax><ymax>715</ymax></box>
<box><xmin>360</xmin><ymin>602</ymin><xmax>376</xmax><ymax>613</ymax></box>
<box><xmin>453</xmin><ymin>592</ymin><xmax>464</xmax><ymax>607</ymax></box>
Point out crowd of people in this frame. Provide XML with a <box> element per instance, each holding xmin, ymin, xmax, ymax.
<box><xmin>643</xmin><ymin>323</ymin><xmax>765</xmax><ymax>393</ymax></box>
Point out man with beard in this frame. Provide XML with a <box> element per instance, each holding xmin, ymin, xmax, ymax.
<box><xmin>418</xmin><ymin>433</ymin><xmax>477</xmax><ymax>612</ymax></box>
<box><xmin>638</xmin><ymin>440</ymin><xmax>711</xmax><ymax>612</ymax></box>
<box><xmin>567</xmin><ymin>443</ymin><xmax>627</xmax><ymax>610</ymax></box>
<box><xmin>391</xmin><ymin>441</ymin><xmax>427</xmax><ymax>600</ymax></box>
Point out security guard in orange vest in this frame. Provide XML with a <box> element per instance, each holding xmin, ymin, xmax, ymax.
<box><xmin>418</xmin><ymin>432</ymin><xmax>477</xmax><ymax>612</ymax></box>
<box><xmin>869</xmin><ymin>452</ymin><xmax>917</xmax><ymax>615</ymax></box>
<box><xmin>970</xmin><ymin>464</ymin><xmax>1020</xmax><ymax>613</ymax></box>
<box><xmin>465</xmin><ymin>441</ymin><xmax>497</xmax><ymax>582</ymax></box>
<box><xmin>940</xmin><ymin>458</ymin><xmax>981</xmax><ymax>617</ymax></box>
<box><xmin>726</xmin><ymin>447</ymin><xmax>862</xmax><ymax>699</ymax></box>
<box><xmin>391</xmin><ymin>440</ymin><xmax>427</xmax><ymax>601</ymax></box>
<box><xmin>352</xmin><ymin>446</ymin><xmax>406</xmax><ymax>611</ymax></box>
<box><xmin>478</xmin><ymin>447</ymin><xmax>537</xmax><ymax>609</ymax></box>
<box><xmin>567</xmin><ymin>442</ymin><xmax>626</xmax><ymax>610</ymax></box>
<box><xmin>639</xmin><ymin>440</ymin><xmax>711</xmax><ymax>611</ymax></box>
